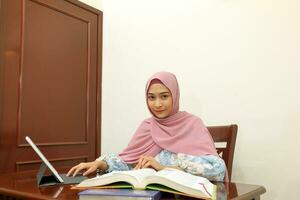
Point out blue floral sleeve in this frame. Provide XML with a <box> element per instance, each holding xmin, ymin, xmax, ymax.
<box><xmin>97</xmin><ymin>154</ymin><xmax>133</xmax><ymax>172</ymax></box>
<box><xmin>155</xmin><ymin>150</ymin><xmax>225</xmax><ymax>181</ymax></box>
<box><xmin>177</xmin><ymin>153</ymin><xmax>225</xmax><ymax>181</ymax></box>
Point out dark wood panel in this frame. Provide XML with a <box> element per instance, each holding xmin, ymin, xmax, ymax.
<box><xmin>16</xmin><ymin>156</ymin><xmax>88</xmax><ymax>171</ymax></box>
<box><xmin>0</xmin><ymin>0</ymin><xmax>102</xmax><ymax>173</ymax></box>
<box><xmin>0</xmin><ymin>0</ymin><xmax>23</xmax><ymax>174</ymax></box>
<box><xmin>19</xmin><ymin>0</ymin><xmax>90</xmax><ymax>145</ymax></box>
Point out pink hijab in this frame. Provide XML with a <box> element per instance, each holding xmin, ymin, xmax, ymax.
<box><xmin>119</xmin><ymin>71</ymin><xmax>218</xmax><ymax>164</ymax></box>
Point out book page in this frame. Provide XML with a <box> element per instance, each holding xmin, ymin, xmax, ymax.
<box><xmin>144</xmin><ymin>168</ymin><xmax>215</xmax><ymax>198</ymax></box>
<box><xmin>118</xmin><ymin>168</ymin><xmax>156</xmax><ymax>188</ymax></box>
<box><xmin>77</xmin><ymin>168</ymin><xmax>156</xmax><ymax>189</ymax></box>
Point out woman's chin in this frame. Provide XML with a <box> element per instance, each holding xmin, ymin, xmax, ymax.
<box><xmin>154</xmin><ymin>113</ymin><xmax>169</xmax><ymax>119</ymax></box>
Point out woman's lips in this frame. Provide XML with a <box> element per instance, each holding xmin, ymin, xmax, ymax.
<box><xmin>154</xmin><ymin>110</ymin><xmax>164</xmax><ymax>113</ymax></box>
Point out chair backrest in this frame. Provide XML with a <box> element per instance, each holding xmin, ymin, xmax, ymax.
<box><xmin>207</xmin><ymin>124</ymin><xmax>238</xmax><ymax>181</ymax></box>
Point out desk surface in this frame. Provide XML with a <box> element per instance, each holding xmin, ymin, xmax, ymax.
<box><xmin>0</xmin><ymin>170</ymin><xmax>266</xmax><ymax>200</ymax></box>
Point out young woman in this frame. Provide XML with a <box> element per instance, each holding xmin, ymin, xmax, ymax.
<box><xmin>67</xmin><ymin>72</ymin><xmax>225</xmax><ymax>181</ymax></box>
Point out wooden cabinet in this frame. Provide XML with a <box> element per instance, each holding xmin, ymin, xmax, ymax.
<box><xmin>0</xmin><ymin>0</ymin><xmax>102</xmax><ymax>173</ymax></box>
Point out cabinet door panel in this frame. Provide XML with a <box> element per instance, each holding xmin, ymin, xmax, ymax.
<box><xmin>0</xmin><ymin>0</ymin><xmax>102</xmax><ymax>173</ymax></box>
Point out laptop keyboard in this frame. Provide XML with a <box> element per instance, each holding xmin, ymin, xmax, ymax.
<box><xmin>59</xmin><ymin>173</ymin><xmax>87</xmax><ymax>184</ymax></box>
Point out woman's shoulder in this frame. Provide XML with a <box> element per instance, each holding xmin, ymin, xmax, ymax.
<box><xmin>136</xmin><ymin>118</ymin><xmax>152</xmax><ymax>129</ymax></box>
<box><xmin>142</xmin><ymin>117</ymin><xmax>153</xmax><ymax>123</ymax></box>
<box><xmin>181</xmin><ymin>111</ymin><xmax>205</xmax><ymax>122</ymax></box>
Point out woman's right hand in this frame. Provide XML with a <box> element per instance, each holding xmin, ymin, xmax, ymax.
<box><xmin>67</xmin><ymin>160</ymin><xmax>107</xmax><ymax>177</ymax></box>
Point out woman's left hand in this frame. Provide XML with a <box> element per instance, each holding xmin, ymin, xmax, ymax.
<box><xmin>133</xmin><ymin>156</ymin><xmax>165</xmax><ymax>171</ymax></box>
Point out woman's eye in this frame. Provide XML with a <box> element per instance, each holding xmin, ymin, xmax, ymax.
<box><xmin>148</xmin><ymin>96</ymin><xmax>155</xmax><ymax>100</ymax></box>
<box><xmin>161</xmin><ymin>95</ymin><xmax>169</xmax><ymax>99</ymax></box>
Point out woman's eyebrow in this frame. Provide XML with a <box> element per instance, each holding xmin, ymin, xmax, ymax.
<box><xmin>147</xmin><ymin>92</ymin><xmax>170</xmax><ymax>96</ymax></box>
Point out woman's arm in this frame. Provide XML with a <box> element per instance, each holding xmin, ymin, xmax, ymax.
<box><xmin>177</xmin><ymin>154</ymin><xmax>226</xmax><ymax>181</ymax></box>
<box><xmin>98</xmin><ymin>154</ymin><xmax>132</xmax><ymax>172</ymax></box>
<box><xmin>154</xmin><ymin>150</ymin><xmax>225</xmax><ymax>181</ymax></box>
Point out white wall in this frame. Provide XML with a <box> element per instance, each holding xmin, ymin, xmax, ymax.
<box><xmin>79</xmin><ymin>0</ymin><xmax>102</xmax><ymax>10</ymax></box>
<box><xmin>81</xmin><ymin>0</ymin><xmax>300</xmax><ymax>199</ymax></box>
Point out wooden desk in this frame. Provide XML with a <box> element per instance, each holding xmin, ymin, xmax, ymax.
<box><xmin>0</xmin><ymin>170</ymin><xmax>266</xmax><ymax>200</ymax></box>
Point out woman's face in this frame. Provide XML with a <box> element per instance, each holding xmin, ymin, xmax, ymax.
<box><xmin>147</xmin><ymin>83</ymin><xmax>173</xmax><ymax>118</ymax></box>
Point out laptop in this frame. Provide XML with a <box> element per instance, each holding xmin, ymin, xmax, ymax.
<box><xmin>25</xmin><ymin>136</ymin><xmax>87</xmax><ymax>187</ymax></box>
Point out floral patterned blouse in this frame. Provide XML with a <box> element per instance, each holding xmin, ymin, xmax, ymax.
<box><xmin>97</xmin><ymin>149</ymin><xmax>225</xmax><ymax>182</ymax></box>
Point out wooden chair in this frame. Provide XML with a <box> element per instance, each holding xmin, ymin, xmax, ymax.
<box><xmin>207</xmin><ymin>124</ymin><xmax>238</xmax><ymax>181</ymax></box>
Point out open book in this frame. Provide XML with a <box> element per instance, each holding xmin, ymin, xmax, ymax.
<box><xmin>76</xmin><ymin>168</ymin><xmax>217</xmax><ymax>200</ymax></box>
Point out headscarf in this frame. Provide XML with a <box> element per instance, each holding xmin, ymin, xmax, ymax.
<box><xmin>119</xmin><ymin>71</ymin><xmax>218</xmax><ymax>164</ymax></box>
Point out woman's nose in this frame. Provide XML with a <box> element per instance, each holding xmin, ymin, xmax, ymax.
<box><xmin>154</xmin><ymin>99</ymin><xmax>162</xmax><ymax>107</ymax></box>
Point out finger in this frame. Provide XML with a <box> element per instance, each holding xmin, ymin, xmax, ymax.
<box><xmin>134</xmin><ymin>156</ymin><xmax>144</xmax><ymax>170</ymax></box>
<box><xmin>67</xmin><ymin>165</ymin><xmax>78</xmax><ymax>176</ymax></box>
<box><xmin>73</xmin><ymin>165</ymin><xmax>85</xmax><ymax>177</ymax></box>
<box><xmin>133</xmin><ymin>161</ymin><xmax>139</xmax><ymax>170</ymax></box>
<box><xmin>143</xmin><ymin>161</ymin><xmax>151</xmax><ymax>169</ymax></box>
<box><xmin>134</xmin><ymin>162</ymin><xmax>142</xmax><ymax>170</ymax></box>
<box><xmin>138</xmin><ymin>158</ymin><xmax>147</xmax><ymax>169</ymax></box>
<box><xmin>66</xmin><ymin>168</ymin><xmax>74</xmax><ymax>176</ymax></box>
<box><xmin>83</xmin><ymin>166</ymin><xmax>95</xmax><ymax>176</ymax></box>
<box><xmin>141</xmin><ymin>157</ymin><xmax>149</xmax><ymax>168</ymax></box>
